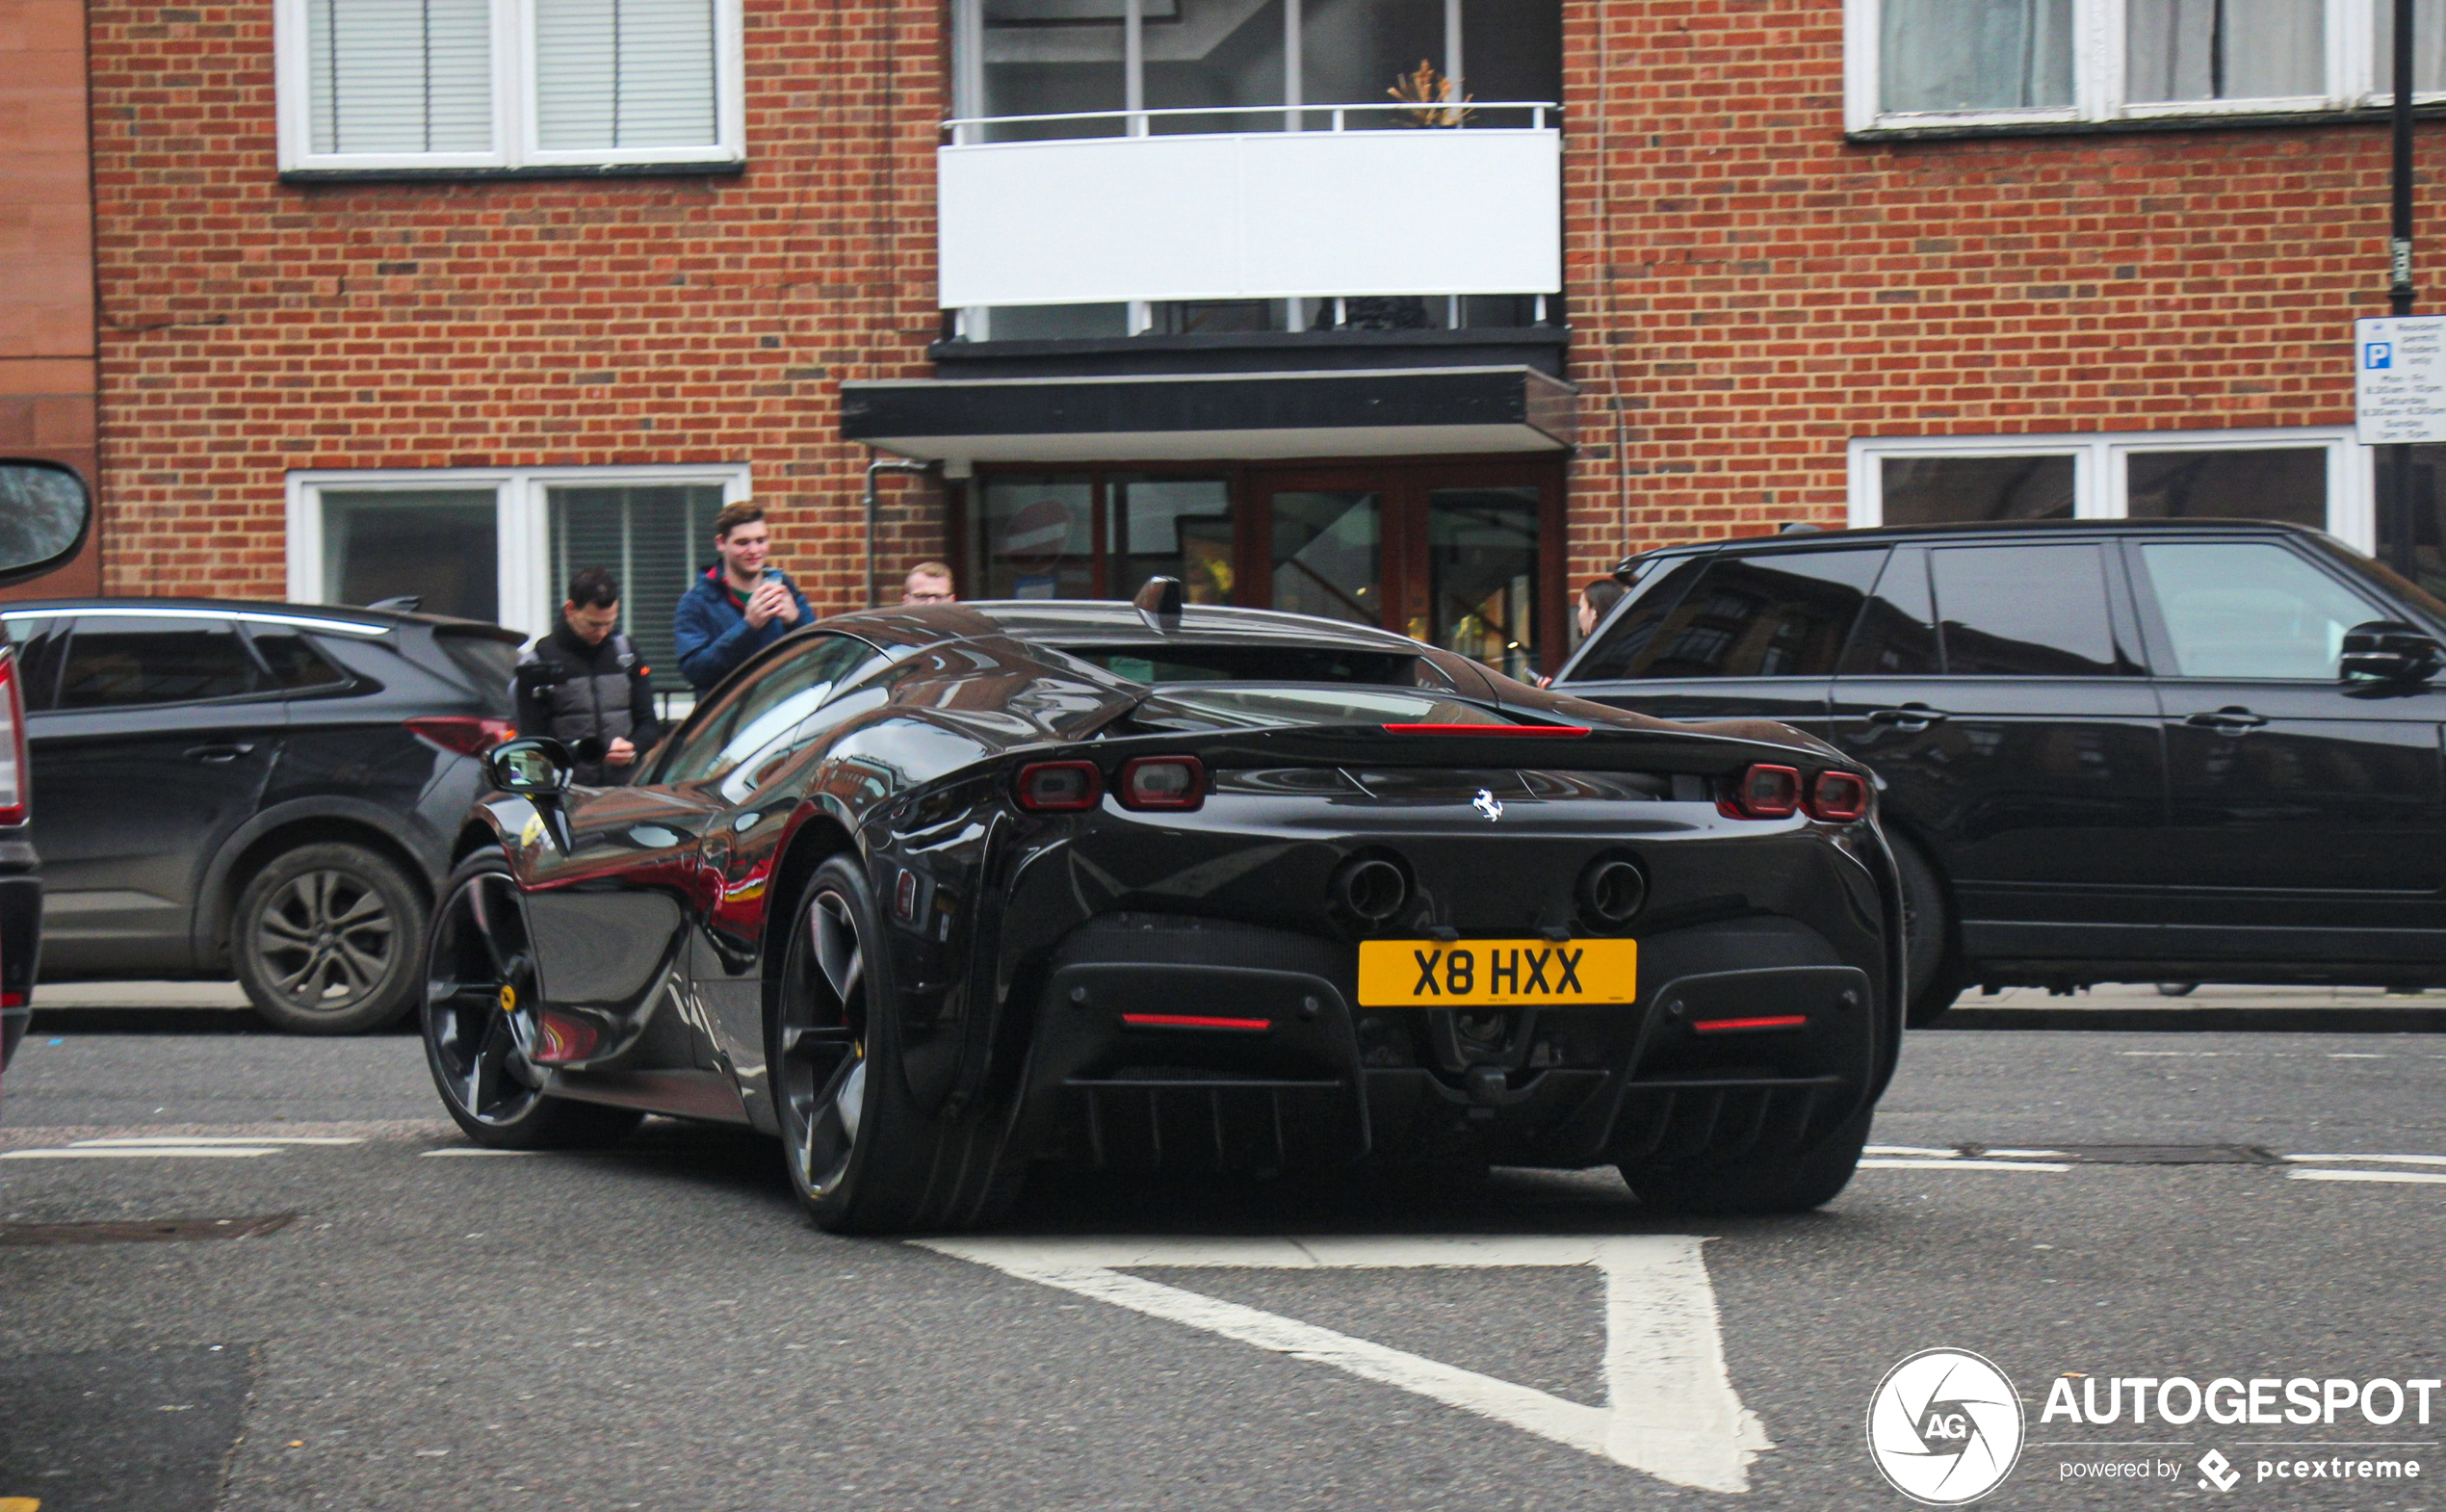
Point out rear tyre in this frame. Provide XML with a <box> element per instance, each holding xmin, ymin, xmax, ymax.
<box><xmin>235</xmin><ymin>842</ymin><xmax>428</xmax><ymax>1034</ymax></box>
<box><xmin>420</xmin><ymin>852</ymin><xmax>641</xmax><ymax>1149</ymax></box>
<box><xmin>770</xmin><ymin>856</ymin><xmax>1021</xmax><ymax>1235</ymax></box>
<box><xmin>1891</xmin><ymin>837</ymin><xmax>1962</xmax><ymax>1029</ymax></box>
<box><xmin>1620</xmin><ymin>1103</ymin><xmax>1874</xmax><ymax>1217</ymax></box>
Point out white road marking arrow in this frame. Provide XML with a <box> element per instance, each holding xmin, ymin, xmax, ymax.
<box><xmin>917</xmin><ymin>1235</ymin><xmax>1772</xmax><ymax>1494</ymax></box>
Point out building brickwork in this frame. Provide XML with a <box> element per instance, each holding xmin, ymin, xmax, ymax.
<box><xmin>85</xmin><ymin>0</ymin><xmax>948</xmax><ymax>612</ymax></box>
<box><xmin>1555</xmin><ymin>0</ymin><xmax>2430</xmax><ymax>586</ymax></box>
<box><xmin>53</xmin><ymin>0</ymin><xmax>2436</xmax><ymax>627</ymax></box>
<box><xmin>1</xmin><ymin>0</ymin><xmax>105</xmax><ymax>595</ymax></box>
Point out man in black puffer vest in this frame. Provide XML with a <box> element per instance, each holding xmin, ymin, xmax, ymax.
<box><xmin>514</xmin><ymin>567</ymin><xmax>661</xmax><ymax>786</ymax></box>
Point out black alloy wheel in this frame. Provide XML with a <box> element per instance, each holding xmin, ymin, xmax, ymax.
<box><xmin>774</xmin><ymin>876</ymin><xmax>872</xmax><ymax>1206</ymax></box>
<box><xmin>420</xmin><ymin>852</ymin><xmax>639</xmax><ymax>1149</ymax></box>
<box><xmin>234</xmin><ymin>842</ymin><xmax>426</xmax><ymax>1034</ymax></box>
<box><xmin>769</xmin><ymin>855</ymin><xmax>1023</xmax><ymax>1234</ymax></box>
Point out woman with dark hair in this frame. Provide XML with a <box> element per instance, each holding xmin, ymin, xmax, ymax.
<box><xmin>1575</xmin><ymin>576</ymin><xmax>1626</xmax><ymax>640</ymax></box>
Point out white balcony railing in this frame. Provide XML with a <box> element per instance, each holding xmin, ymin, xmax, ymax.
<box><xmin>936</xmin><ymin>103</ymin><xmax>1562</xmax><ymax>313</ymax></box>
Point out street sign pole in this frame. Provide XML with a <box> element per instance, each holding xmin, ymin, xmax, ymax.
<box><xmin>2390</xmin><ymin>0</ymin><xmax>2416</xmax><ymax>575</ymax></box>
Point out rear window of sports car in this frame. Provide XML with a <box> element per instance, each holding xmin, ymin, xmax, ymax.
<box><xmin>1061</xmin><ymin>644</ymin><xmax>1454</xmax><ymax>689</ymax></box>
<box><xmin>1126</xmin><ymin>685</ymin><xmax>1522</xmax><ymax>731</ymax></box>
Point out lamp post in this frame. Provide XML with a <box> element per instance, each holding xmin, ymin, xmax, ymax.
<box><xmin>2388</xmin><ymin>0</ymin><xmax>2417</xmax><ymax>576</ymax></box>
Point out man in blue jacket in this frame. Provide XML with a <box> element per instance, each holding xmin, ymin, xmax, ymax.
<box><xmin>672</xmin><ymin>502</ymin><xmax>816</xmax><ymax>693</ymax></box>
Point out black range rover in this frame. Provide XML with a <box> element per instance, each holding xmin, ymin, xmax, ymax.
<box><xmin>1551</xmin><ymin>519</ymin><xmax>2446</xmax><ymax>1023</ymax></box>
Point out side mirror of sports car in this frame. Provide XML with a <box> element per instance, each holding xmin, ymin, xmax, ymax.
<box><xmin>487</xmin><ymin>738</ymin><xmax>575</xmax><ymax>796</ymax></box>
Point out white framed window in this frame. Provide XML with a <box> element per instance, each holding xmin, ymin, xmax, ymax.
<box><xmin>1847</xmin><ymin>428</ymin><xmax>2374</xmax><ymax>551</ymax></box>
<box><xmin>274</xmin><ymin>0</ymin><xmax>746</xmax><ymax>172</ymax></box>
<box><xmin>1845</xmin><ymin>0</ymin><xmax>2446</xmax><ymax>134</ymax></box>
<box><xmin>285</xmin><ymin>465</ymin><xmax>752</xmax><ymax>682</ymax></box>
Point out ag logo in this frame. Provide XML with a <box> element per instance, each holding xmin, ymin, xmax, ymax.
<box><xmin>1866</xmin><ymin>1348</ymin><xmax>2025</xmax><ymax>1504</ymax></box>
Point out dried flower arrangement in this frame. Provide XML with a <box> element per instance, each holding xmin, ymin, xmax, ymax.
<box><xmin>1388</xmin><ymin>62</ymin><xmax>1472</xmax><ymax>127</ymax></box>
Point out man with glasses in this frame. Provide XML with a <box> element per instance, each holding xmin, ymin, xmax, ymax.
<box><xmin>902</xmin><ymin>560</ymin><xmax>957</xmax><ymax>606</ymax></box>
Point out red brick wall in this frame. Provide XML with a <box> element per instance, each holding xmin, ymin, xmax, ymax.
<box><xmin>89</xmin><ymin>0</ymin><xmax>2431</xmax><ymax>617</ymax></box>
<box><xmin>1555</xmin><ymin>0</ymin><xmax>2422</xmax><ymax>587</ymax></box>
<box><xmin>1</xmin><ymin>0</ymin><xmax>104</xmax><ymax>595</ymax></box>
<box><xmin>87</xmin><ymin>0</ymin><xmax>949</xmax><ymax>613</ymax></box>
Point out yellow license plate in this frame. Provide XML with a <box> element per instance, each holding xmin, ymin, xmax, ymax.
<box><xmin>1356</xmin><ymin>938</ymin><xmax>1637</xmax><ymax>1007</ymax></box>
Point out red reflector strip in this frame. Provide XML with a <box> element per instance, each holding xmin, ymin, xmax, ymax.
<box><xmin>1119</xmin><ymin>1013</ymin><xmax>1271</xmax><ymax>1031</ymax></box>
<box><xmin>1691</xmin><ymin>1014</ymin><xmax>1809</xmax><ymax>1033</ymax></box>
<box><xmin>0</xmin><ymin>991</ymin><xmax>23</xmax><ymax>1009</ymax></box>
<box><xmin>1381</xmin><ymin>723</ymin><xmax>1591</xmax><ymax>737</ymax></box>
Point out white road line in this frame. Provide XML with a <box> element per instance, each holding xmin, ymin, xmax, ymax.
<box><xmin>418</xmin><ymin>1148</ymin><xmax>536</xmax><ymax>1158</ymax></box>
<box><xmin>2281</xmin><ymin>1153</ymin><xmax>2446</xmax><ymax>1166</ymax></box>
<box><xmin>1858</xmin><ymin>1159</ymin><xmax>2071</xmax><ymax>1172</ymax></box>
<box><xmin>0</xmin><ymin>1147</ymin><xmax>277</xmax><ymax>1160</ymax></box>
<box><xmin>1978</xmin><ymin>1148</ymin><xmax>2066</xmax><ymax>1159</ymax></box>
<box><xmin>920</xmin><ymin>1235</ymin><xmax>1771</xmax><ymax>1494</ymax></box>
<box><xmin>1863</xmin><ymin>1144</ymin><xmax>1960</xmax><ymax>1159</ymax></box>
<box><xmin>2289</xmin><ymin>1166</ymin><xmax>2446</xmax><ymax>1185</ymax></box>
<box><xmin>70</xmin><ymin>1135</ymin><xmax>365</xmax><ymax>1148</ymax></box>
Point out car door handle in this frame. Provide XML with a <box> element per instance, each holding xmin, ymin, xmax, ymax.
<box><xmin>183</xmin><ymin>743</ymin><xmax>255</xmax><ymax>764</ymax></box>
<box><xmin>2182</xmin><ymin>709</ymin><xmax>2269</xmax><ymax>731</ymax></box>
<box><xmin>1866</xmin><ymin>706</ymin><xmax>1948</xmax><ymax>728</ymax></box>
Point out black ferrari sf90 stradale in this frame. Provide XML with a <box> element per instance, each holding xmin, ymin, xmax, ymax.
<box><xmin>425</xmin><ymin>582</ymin><xmax>1903</xmax><ymax>1233</ymax></box>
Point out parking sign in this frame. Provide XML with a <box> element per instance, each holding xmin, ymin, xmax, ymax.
<box><xmin>2355</xmin><ymin>316</ymin><xmax>2446</xmax><ymax>443</ymax></box>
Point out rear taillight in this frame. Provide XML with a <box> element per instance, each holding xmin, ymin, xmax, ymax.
<box><xmin>0</xmin><ymin>654</ymin><xmax>27</xmax><ymax>825</ymax></box>
<box><xmin>1808</xmin><ymin>770</ymin><xmax>1870</xmax><ymax>822</ymax></box>
<box><xmin>1117</xmin><ymin>755</ymin><xmax>1204</xmax><ymax>812</ymax></box>
<box><xmin>406</xmin><ymin>717</ymin><xmax>517</xmax><ymax>757</ymax></box>
<box><xmin>1016</xmin><ymin>760</ymin><xmax>1102</xmax><ymax>812</ymax></box>
<box><xmin>1723</xmin><ymin>763</ymin><xmax>1801</xmax><ymax>820</ymax></box>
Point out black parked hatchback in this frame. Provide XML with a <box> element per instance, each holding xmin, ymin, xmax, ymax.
<box><xmin>1551</xmin><ymin>520</ymin><xmax>2446</xmax><ymax>1024</ymax></box>
<box><xmin>4</xmin><ymin>600</ymin><xmax>523</xmax><ymax>1032</ymax></box>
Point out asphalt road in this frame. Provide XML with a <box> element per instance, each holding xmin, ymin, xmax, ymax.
<box><xmin>1</xmin><ymin>1025</ymin><xmax>2441</xmax><ymax>1512</ymax></box>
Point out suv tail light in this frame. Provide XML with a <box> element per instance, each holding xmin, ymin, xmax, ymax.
<box><xmin>1808</xmin><ymin>770</ymin><xmax>1870</xmax><ymax>822</ymax></box>
<box><xmin>406</xmin><ymin>717</ymin><xmax>517</xmax><ymax>757</ymax></box>
<box><xmin>1117</xmin><ymin>755</ymin><xmax>1205</xmax><ymax>812</ymax></box>
<box><xmin>1723</xmin><ymin>763</ymin><xmax>1801</xmax><ymax>820</ymax></box>
<box><xmin>1016</xmin><ymin>760</ymin><xmax>1102</xmax><ymax>812</ymax></box>
<box><xmin>0</xmin><ymin>653</ymin><xmax>28</xmax><ymax>825</ymax></box>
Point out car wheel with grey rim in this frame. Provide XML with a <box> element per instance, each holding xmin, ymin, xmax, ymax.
<box><xmin>234</xmin><ymin>842</ymin><xmax>428</xmax><ymax>1034</ymax></box>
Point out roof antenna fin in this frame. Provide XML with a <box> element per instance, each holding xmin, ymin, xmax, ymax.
<box><xmin>1133</xmin><ymin>575</ymin><xmax>1185</xmax><ymax>632</ymax></box>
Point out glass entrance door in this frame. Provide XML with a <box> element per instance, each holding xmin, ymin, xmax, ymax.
<box><xmin>1265</xmin><ymin>483</ymin><xmax>1387</xmax><ymax>629</ymax></box>
<box><xmin>1426</xmin><ymin>484</ymin><xmax>1541</xmax><ymax>681</ymax></box>
<box><xmin>1257</xmin><ymin>464</ymin><xmax>1556</xmax><ymax>677</ymax></box>
<box><xmin>966</xmin><ymin>456</ymin><xmax>1563</xmax><ymax>676</ymax></box>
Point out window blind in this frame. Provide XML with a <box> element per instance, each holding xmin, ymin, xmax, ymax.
<box><xmin>307</xmin><ymin>0</ymin><xmax>494</xmax><ymax>154</ymax></box>
<box><xmin>549</xmin><ymin>485</ymin><xmax>726</xmax><ymax>692</ymax></box>
<box><xmin>535</xmin><ymin>0</ymin><xmax>719</xmax><ymax>150</ymax></box>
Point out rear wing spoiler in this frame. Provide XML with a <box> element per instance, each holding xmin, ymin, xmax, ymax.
<box><xmin>1053</xmin><ymin>718</ymin><xmax>1857</xmax><ymax>780</ymax></box>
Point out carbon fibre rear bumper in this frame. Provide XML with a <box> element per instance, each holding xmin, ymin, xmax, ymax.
<box><xmin>1011</xmin><ymin>914</ymin><xmax>1882</xmax><ymax>1172</ymax></box>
